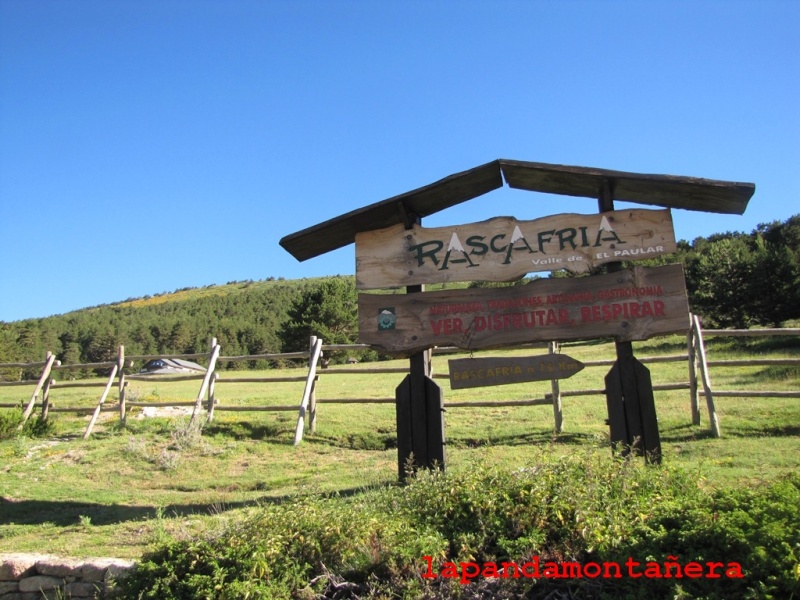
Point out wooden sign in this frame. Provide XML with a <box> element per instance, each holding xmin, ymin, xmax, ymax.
<box><xmin>358</xmin><ymin>264</ymin><xmax>690</xmax><ymax>354</ymax></box>
<box><xmin>448</xmin><ymin>354</ymin><xmax>584</xmax><ymax>390</ymax></box>
<box><xmin>355</xmin><ymin>209</ymin><xmax>676</xmax><ymax>289</ymax></box>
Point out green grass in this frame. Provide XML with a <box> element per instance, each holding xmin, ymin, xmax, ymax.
<box><xmin>1</xmin><ymin>335</ymin><xmax>798</xmax><ymax>561</ymax></box>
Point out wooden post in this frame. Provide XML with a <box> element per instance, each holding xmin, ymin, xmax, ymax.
<box><xmin>293</xmin><ymin>336</ymin><xmax>323</xmax><ymax>445</ymax></box>
<box><xmin>21</xmin><ymin>352</ymin><xmax>57</xmax><ymax>423</ymax></box>
<box><xmin>396</xmin><ymin>210</ymin><xmax>445</xmax><ymax>480</ymax></box>
<box><xmin>309</xmin><ymin>337</ymin><xmax>318</xmax><ymax>433</ymax></box>
<box><xmin>120</xmin><ymin>382</ymin><xmax>128</xmax><ymax>425</ymax></box>
<box><xmin>687</xmin><ymin>320</ymin><xmax>700</xmax><ymax>425</ymax></box>
<box><xmin>548</xmin><ymin>341</ymin><xmax>563</xmax><ymax>433</ymax></box>
<box><xmin>206</xmin><ymin>338</ymin><xmax>218</xmax><ymax>422</ymax></box>
<box><xmin>41</xmin><ymin>377</ymin><xmax>53</xmax><ymax>421</ymax></box>
<box><xmin>83</xmin><ymin>363</ymin><xmax>119</xmax><ymax>439</ymax></box>
<box><xmin>190</xmin><ymin>343</ymin><xmax>221</xmax><ymax>424</ymax></box>
<box><xmin>692</xmin><ymin>315</ymin><xmax>721</xmax><ymax>437</ymax></box>
<box><xmin>117</xmin><ymin>345</ymin><xmax>127</xmax><ymax>425</ymax></box>
<box><xmin>599</xmin><ymin>180</ymin><xmax>661</xmax><ymax>463</ymax></box>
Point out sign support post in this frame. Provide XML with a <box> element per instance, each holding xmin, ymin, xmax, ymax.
<box><xmin>599</xmin><ymin>181</ymin><xmax>662</xmax><ymax>464</ymax></box>
<box><xmin>396</xmin><ymin>210</ymin><xmax>445</xmax><ymax>480</ymax></box>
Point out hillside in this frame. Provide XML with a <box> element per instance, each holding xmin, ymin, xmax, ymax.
<box><xmin>0</xmin><ymin>277</ymin><xmax>325</xmax><ymax>371</ymax></box>
<box><xmin>1</xmin><ymin>214</ymin><xmax>798</xmax><ymax>373</ymax></box>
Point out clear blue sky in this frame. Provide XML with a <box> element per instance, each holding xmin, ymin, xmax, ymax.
<box><xmin>1</xmin><ymin>0</ymin><xmax>797</xmax><ymax>322</ymax></box>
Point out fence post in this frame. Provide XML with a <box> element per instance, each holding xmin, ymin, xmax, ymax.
<box><xmin>83</xmin><ymin>362</ymin><xmax>120</xmax><ymax>439</ymax></box>
<box><xmin>692</xmin><ymin>315</ymin><xmax>721</xmax><ymax>437</ymax></box>
<box><xmin>206</xmin><ymin>338</ymin><xmax>218</xmax><ymax>422</ymax></box>
<box><xmin>308</xmin><ymin>337</ymin><xmax>318</xmax><ymax>433</ymax></box>
<box><xmin>294</xmin><ymin>336</ymin><xmax>323</xmax><ymax>445</ymax></box>
<box><xmin>41</xmin><ymin>376</ymin><xmax>53</xmax><ymax>421</ymax></box>
<box><xmin>117</xmin><ymin>345</ymin><xmax>127</xmax><ymax>425</ymax></box>
<box><xmin>190</xmin><ymin>343</ymin><xmax>221</xmax><ymax>424</ymax></box>
<box><xmin>21</xmin><ymin>352</ymin><xmax>57</xmax><ymax>424</ymax></box>
<box><xmin>686</xmin><ymin>320</ymin><xmax>700</xmax><ymax>425</ymax></box>
<box><xmin>548</xmin><ymin>341</ymin><xmax>563</xmax><ymax>433</ymax></box>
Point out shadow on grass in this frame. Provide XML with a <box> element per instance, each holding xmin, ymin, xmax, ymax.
<box><xmin>447</xmin><ymin>430</ymin><xmax>604</xmax><ymax>449</ymax></box>
<box><xmin>659</xmin><ymin>421</ymin><xmax>800</xmax><ymax>442</ymax></box>
<box><xmin>0</xmin><ymin>484</ymin><xmax>393</xmax><ymax>528</ymax></box>
<box><xmin>658</xmin><ymin>423</ymin><xmax>718</xmax><ymax>443</ymax></box>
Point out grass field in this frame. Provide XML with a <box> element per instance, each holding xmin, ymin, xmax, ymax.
<box><xmin>1</xmin><ymin>334</ymin><xmax>798</xmax><ymax>560</ymax></box>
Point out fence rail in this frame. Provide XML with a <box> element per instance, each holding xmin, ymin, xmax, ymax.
<box><xmin>1</xmin><ymin>316</ymin><xmax>796</xmax><ymax>440</ymax></box>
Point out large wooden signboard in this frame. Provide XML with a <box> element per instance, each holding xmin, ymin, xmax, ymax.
<box><xmin>448</xmin><ymin>354</ymin><xmax>584</xmax><ymax>390</ymax></box>
<box><xmin>359</xmin><ymin>264</ymin><xmax>690</xmax><ymax>354</ymax></box>
<box><xmin>356</xmin><ymin>209</ymin><xmax>676</xmax><ymax>289</ymax></box>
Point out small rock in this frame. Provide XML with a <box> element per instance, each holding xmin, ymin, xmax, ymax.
<box><xmin>18</xmin><ymin>575</ymin><xmax>64</xmax><ymax>592</ymax></box>
<box><xmin>0</xmin><ymin>581</ymin><xmax>20</xmax><ymax>593</ymax></box>
<box><xmin>0</xmin><ymin>554</ymin><xmax>46</xmax><ymax>581</ymax></box>
<box><xmin>36</xmin><ymin>557</ymin><xmax>85</xmax><ymax>578</ymax></box>
<box><xmin>66</xmin><ymin>581</ymin><xmax>101</xmax><ymax>597</ymax></box>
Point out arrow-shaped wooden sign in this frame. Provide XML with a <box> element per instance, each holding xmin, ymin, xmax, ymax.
<box><xmin>448</xmin><ymin>354</ymin><xmax>585</xmax><ymax>390</ymax></box>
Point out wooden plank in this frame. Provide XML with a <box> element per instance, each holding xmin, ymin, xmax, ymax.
<box><xmin>619</xmin><ymin>355</ymin><xmax>645</xmax><ymax>456</ymax></box>
<box><xmin>425</xmin><ymin>376</ymin><xmax>445</xmax><ymax>467</ymax></box>
<box><xmin>216</xmin><ymin>376</ymin><xmax>308</xmax><ymax>383</ymax></box>
<box><xmin>21</xmin><ymin>353</ymin><xmax>56</xmax><ymax>422</ymax></box>
<box><xmin>701</xmin><ymin>328</ymin><xmax>800</xmax><ymax>337</ymax></box>
<box><xmin>83</xmin><ymin>364</ymin><xmax>119</xmax><ymax>439</ymax></box>
<box><xmin>213</xmin><ymin>405</ymin><xmax>299</xmax><ymax>412</ymax></box>
<box><xmin>549</xmin><ymin>342</ymin><xmax>563</xmax><ymax>433</ymax></box>
<box><xmin>604</xmin><ymin>362</ymin><xmax>628</xmax><ymax>452</ymax></box>
<box><xmin>632</xmin><ymin>357</ymin><xmax>661</xmax><ymax>464</ymax></box>
<box><xmin>293</xmin><ymin>337</ymin><xmax>323</xmax><ymax>445</ymax></box>
<box><xmin>220</xmin><ymin>351</ymin><xmax>309</xmax><ymax>362</ymax></box>
<box><xmin>317</xmin><ymin>398</ymin><xmax>396</xmax><ymax>404</ymax></box>
<box><xmin>706</xmin><ymin>358</ymin><xmax>800</xmax><ymax>367</ymax></box>
<box><xmin>190</xmin><ymin>344</ymin><xmax>221</xmax><ymax>424</ymax></box>
<box><xmin>693</xmin><ymin>315</ymin><xmax>721</xmax><ymax>437</ymax></box>
<box><xmin>317</xmin><ymin>367</ymin><xmax>408</xmax><ymax>375</ymax></box>
<box><xmin>445</xmin><ymin>398</ymin><xmax>552</xmax><ymax>408</ymax></box>
<box><xmin>127</xmin><ymin>374</ymin><xmax>205</xmax><ymax>382</ymax></box>
<box><xmin>53</xmin><ymin>360</ymin><xmax>132</xmax><ymax>371</ymax></box>
<box><xmin>395</xmin><ymin>375</ymin><xmax>413</xmax><ymax>479</ymax></box>
<box><xmin>279</xmin><ymin>159</ymin><xmax>753</xmax><ymax>263</ymax></box>
<box><xmin>699</xmin><ymin>390</ymin><xmax>800</xmax><ymax>398</ymax></box>
<box><xmin>0</xmin><ymin>380</ymin><xmax>42</xmax><ymax>387</ymax></box>
<box><xmin>447</xmin><ymin>353</ymin><xmax>584</xmax><ymax>390</ymax></box>
<box><xmin>499</xmin><ymin>159</ymin><xmax>755</xmax><ymax>215</ymax></box>
<box><xmin>356</xmin><ymin>209</ymin><xmax>676</xmax><ymax>289</ymax></box>
<box><xmin>280</xmin><ymin>161</ymin><xmax>504</xmax><ymax>262</ymax></box>
<box><xmin>359</xmin><ymin>264</ymin><xmax>690</xmax><ymax>354</ymax></box>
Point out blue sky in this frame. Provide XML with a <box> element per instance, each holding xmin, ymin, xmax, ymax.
<box><xmin>1</xmin><ymin>0</ymin><xmax>797</xmax><ymax>322</ymax></box>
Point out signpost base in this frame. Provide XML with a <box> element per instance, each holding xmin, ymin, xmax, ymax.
<box><xmin>396</xmin><ymin>373</ymin><xmax>445</xmax><ymax>480</ymax></box>
<box><xmin>605</xmin><ymin>349</ymin><xmax>662</xmax><ymax>464</ymax></box>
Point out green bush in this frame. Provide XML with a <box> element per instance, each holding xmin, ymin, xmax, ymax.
<box><xmin>0</xmin><ymin>408</ymin><xmax>55</xmax><ymax>440</ymax></box>
<box><xmin>115</xmin><ymin>457</ymin><xmax>800</xmax><ymax>599</ymax></box>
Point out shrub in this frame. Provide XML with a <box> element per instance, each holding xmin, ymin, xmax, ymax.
<box><xmin>115</xmin><ymin>456</ymin><xmax>800</xmax><ymax>599</ymax></box>
<box><xmin>0</xmin><ymin>408</ymin><xmax>56</xmax><ymax>440</ymax></box>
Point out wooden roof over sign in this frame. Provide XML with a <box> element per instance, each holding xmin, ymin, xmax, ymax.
<box><xmin>279</xmin><ymin>159</ymin><xmax>755</xmax><ymax>262</ymax></box>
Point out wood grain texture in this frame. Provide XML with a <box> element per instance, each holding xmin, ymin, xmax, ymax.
<box><xmin>280</xmin><ymin>159</ymin><xmax>754</xmax><ymax>262</ymax></box>
<box><xmin>356</xmin><ymin>209</ymin><xmax>676</xmax><ymax>289</ymax></box>
<box><xmin>447</xmin><ymin>354</ymin><xmax>584</xmax><ymax>389</ymax></box>
<box><xmin>359</xmin><ymin>264</ymin><xmax>690</xmax><ymax>354</ymax></box>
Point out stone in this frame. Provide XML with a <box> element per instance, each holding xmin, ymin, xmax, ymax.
<box><xmin>0</xmin><ymin>554</ymin><xmax>48</xmax><ymax>581</ymax></box>
<box><xmin>17</xmin><ymin>575</ymin><xmax>64</xmax><ymax>593</ymax></box>
<box><xmin>36</xmin><ymin>557</ymin><xmax>84</xmax><ymax>578</ymax></box>
<box><xmin>0</xmin><ymin>581</ymin><xmax>20</xmax><ymax>593</ymax></box>
<box><xmin>65</xmin><ymin>581</ymin><xmax>101</xmax><ymax>597</ymax></box>
<box><xmin>79</xmin><ymin>557</ymin><xmax>133</xmax><ymax>583</ymax></box>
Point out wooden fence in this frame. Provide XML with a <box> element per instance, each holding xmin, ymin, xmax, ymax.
<box><xmin>1</xmin><ymin>317</ymin><xmax>797</xmax><ymax>442</ymax></box>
